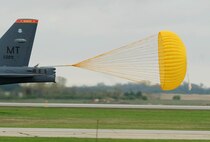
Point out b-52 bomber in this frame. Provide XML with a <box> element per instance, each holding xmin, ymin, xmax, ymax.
<box><xmin>0</xmin><ymin>19</ymin><xmax>55</xmax><ymax>85</ymax></box>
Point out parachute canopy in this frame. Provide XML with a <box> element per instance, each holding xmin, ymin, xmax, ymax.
<box><xmin>158</xmin><ymin>31</ymin><xmax>187</xmax><ymax>90</ymax></box>
<box><xmin>72</xmin><ymin>30</ymin><xmax>187</xmax><ymax>91</ymax></box>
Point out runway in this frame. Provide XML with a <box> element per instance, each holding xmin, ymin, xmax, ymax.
<box><xmin>0</xmin><ymin>128</ymin><xmax>210</xmax><ymax>140</ymax></box>
<box><xmin>0</xmin><ymin>102</ymin><xmax>210</xmax><ymax>110</ymax></box>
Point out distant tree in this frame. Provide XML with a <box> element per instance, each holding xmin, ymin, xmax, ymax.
<box><xmin>136</xmin><ymin>91</ymin><xmax>143</xmax><ymax>98</ymax></box>
<box><xmin>123</xmin><ymin>91</ymin><xmax>145</xmax><ymax>100</ymax></box>
<box><xmin>173</xmin><ymin>95</ymin><xmax>181</xmax><ymax>100</ymax></box>
<box><xmin>56</xmin><ymin>76</ymin><xmax>67</xmax><ymax>88</ymax></box>
<box><xmin>124</xmin><ymin>91</ymin><xmax>135</xmax><ymax>100</ymax></box>
<box><xmin>142</xmin><ymin>96</ymin><xmax>148</xmax><ymax>100</ymax></box>
<box><xmin>0</xmin><ymin>84</ymin><xmax>20</xmax><ymax>91</ymax></box>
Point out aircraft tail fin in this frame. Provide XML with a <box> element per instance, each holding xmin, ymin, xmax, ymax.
<box><xmin>0</xmin><ymin>19</ymin><xmax>38</xmax><ymax>66</ymax></box>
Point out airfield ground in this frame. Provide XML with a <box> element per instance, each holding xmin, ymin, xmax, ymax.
<box><xmin>2</xmin><ymin>98</ymin><xmax>210</xmax><ymax>106</ymax></box>
<box><xmin>0</xmin><ymin>106</ymin><xmax>210</xmax><ymax>141</ymax></box>
<box><xmin>0</xmin><ymin>137</ymin><xmax>209</xmax><ymax>142</ymax></box>
<box><xmin>0</xmin><ymin>107</ymin><xmax>209</xmax><ymax>130</ymax></box>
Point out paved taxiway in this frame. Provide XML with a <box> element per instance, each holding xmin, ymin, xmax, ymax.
<box><xmin>0</xmin><ymin>102</ymin><xmax>210</xmax><ymax>110</ymax></box>
<box><xmin>0</xmin><ymin>128</ymin><xmax>210</xmax><ymax>140</ymax></box>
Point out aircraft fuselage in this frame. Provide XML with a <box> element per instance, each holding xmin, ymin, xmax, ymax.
<box><xmin>0</xmin><ymin>66</ymin><xmax>55</xmax><ymax>85</ymax></box>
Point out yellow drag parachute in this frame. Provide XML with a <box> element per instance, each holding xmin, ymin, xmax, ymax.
<box><xmin>72</xmin><ymin>31</ymin><xmax>187</xmax><ymax>90</ymax></box>
<box><xmin>158</xmin><ymin>31</ymin><xmax>187</xmax><ymax>90</ymax></box>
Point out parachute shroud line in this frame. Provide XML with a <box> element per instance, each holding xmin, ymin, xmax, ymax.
<box><xmin>68</xmin><ymin>31</ymin><xmax>187</xmax><ymax>91</ymax></box>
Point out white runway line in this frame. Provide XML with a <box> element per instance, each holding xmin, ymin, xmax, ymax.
<box><xmin>0</xmin><ymin>128</ymin><xmax>210</xmax><ymax>140</ymax></box>
<box><xmin>0</xmin><ymin>102</ymin><xmax>210</xmax><ymax>110</ymax></box>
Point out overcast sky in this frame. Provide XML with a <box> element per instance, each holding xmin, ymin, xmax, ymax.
<box><xmin>0</xmin><ymin>0</ymin><xmax>210</xmax><ymax>86</ymax></box>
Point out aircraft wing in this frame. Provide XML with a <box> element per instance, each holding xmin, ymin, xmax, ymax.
<box><xmin>0</xmin><ymin>73</ymin><xmax>43</xmax><ymax>78</ymax></box>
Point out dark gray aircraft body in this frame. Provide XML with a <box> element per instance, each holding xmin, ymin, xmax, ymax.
<box><xmin>0</xmin><ymin>19</ymin><xmax>56</xmax><ymax>85</ymax></box>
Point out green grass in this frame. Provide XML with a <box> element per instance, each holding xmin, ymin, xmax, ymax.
<box><xmin>0</xmin><ymin>107</ymin><xmax>210</xmax><ymax>130</ymax></box>
<box><xmin>0</xmin><ymin>137</ymin><xmax>209</xmax><ymax>142</ymax></box>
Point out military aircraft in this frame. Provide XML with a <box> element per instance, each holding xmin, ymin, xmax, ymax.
<box><xmin>0</xmin><ymin>19</ymin><xmax>55</xmax><ymax>85</ymax></box>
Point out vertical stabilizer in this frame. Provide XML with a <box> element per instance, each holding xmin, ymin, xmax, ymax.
<box><xmin>0</xmin><ymin>19</ymin><xmax>38</xmax><ymax>66</ymax></box>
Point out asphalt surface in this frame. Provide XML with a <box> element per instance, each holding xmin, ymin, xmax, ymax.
<box><xmin>0</xmin><ymin>128</ymin><xmax>209</xmax><ymax>140</ymax></box>
<box><xmin>0</xmin><ymin>102</ymin><xmax>210</xmax><ymax>110</ymax></box>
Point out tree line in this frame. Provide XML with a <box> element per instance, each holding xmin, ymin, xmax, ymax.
<box><xmin>0</xmin><ymin>77</ymin><xmax>209</xmax><ymax>100</ymax></box>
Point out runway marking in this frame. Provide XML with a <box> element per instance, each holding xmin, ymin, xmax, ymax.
<box><xmin>0</xmin><ymin>128</ymin><xmax>210</xmax><ymax>139</ymax></box>
<box><xmin>0</xmin><ymin>102</ymin><xmax>210</xmax><ymax>110</ymax></box>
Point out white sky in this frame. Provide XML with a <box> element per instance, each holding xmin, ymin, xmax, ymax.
<box><xmin>0</xmin><ymin>0</ymin><xmax>210</xmax><ymax>86</ymax></box>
